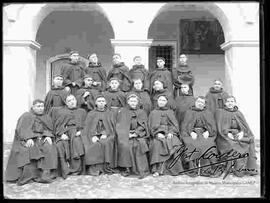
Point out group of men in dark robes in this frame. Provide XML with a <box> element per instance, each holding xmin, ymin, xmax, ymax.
<box><xmin>5</xmin><ymin>51</ymin><xmax>259</xmax><ymax>186</ymax></box>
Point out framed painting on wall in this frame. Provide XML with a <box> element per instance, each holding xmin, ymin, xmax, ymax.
<box><xmin>179</xmin><ymin>19</ymin><xmax>225</xmax><ymax>54</ymax></box>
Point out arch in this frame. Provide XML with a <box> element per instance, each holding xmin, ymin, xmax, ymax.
<box><xmin>147</xmin><ymin>2</ymin><xmax>231</xmax><ymax>42</ymax></box>
<box><xmin>14</xmin><ymin>3</ymin><xmax>115</xmax><ymax>41</ymax></box>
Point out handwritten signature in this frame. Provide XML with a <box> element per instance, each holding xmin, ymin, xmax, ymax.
<box><xmin>166</xmin><ymin>145</ymin><xmax>254</xmax><ymax>179</ymax></box>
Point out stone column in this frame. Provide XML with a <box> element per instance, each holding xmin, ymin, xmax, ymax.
<box><xmin>110</xmin><ymin>39</ymin><xmax>153</xmax><ymax>69</ymax></box>
<box><xmin>221</xmin><ymin>40</ymin><xmax>260</xmax><ymax>140</ymax></box>
<box><xmin>3</xmin><ymin>40</ymin><xmax>41</xmax><ymax>143</ymax></box>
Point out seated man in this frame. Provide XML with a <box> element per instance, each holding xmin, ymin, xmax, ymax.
<box><xmin>44</xmin><ymin>74</ymin><xmax>69</xmax><ymax>114</ymax></box>
<box><xmin>148</xmin><ymin>95</ymin><xmax>183</xmax><ymax>177</ymax></box>
<box><xmin>181</xmin><ymin>96</ymin><xmax>219</xmax><ymax>177</ymax></box>
<box><xmin>81</xmin><ymin>95</ymin><xmax>117</xmax><ymax>176</ymax></box>
<box><xmin>175</xmin><ymin>83</ymin><xmax>195</xmax><ymax>127</ymax></box>
<box><xmin>49</xmin><ymin>95</ymin><xmax>87</xmax><ymax>179</ymax></box>
<box><xmin>76</xmin><ymin>74</ymin><xmax>99</xmax><ymax>112</ymax></box>
<box><xmin>131</xmin><ymin>78</ymin><xmax>152</xmax><ymax>115</ymax></box>
<box><xmin>5</xmin><ymin>99</ymin><xmax>58</xmax><ymax>186</ymax></box>
<box><xmin>116</xmin><ymin>93</ymin><xmax>150</xmax><ymax>179</ymax></box>
<box><xmin>216</xmin><ymin>95</ymin><xmax>259</xmax><ymax>177</ymax></box>
<box><xmin>205</xmin><ymin>79</ymin><xmax>229</xmax><ymax>118</ymax></box>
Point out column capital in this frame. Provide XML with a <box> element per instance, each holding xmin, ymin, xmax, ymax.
<box><xmin>220</xmin><ymin>40</ymin><xmax>259</xmax><ymax>51</ymax></box>
<box><xmin>110</xmin><ymin>39</ymin><xmax>153</xmax><ymax>47</ymax></box>
<box><xmin>3</xmin><ymin>40</ymin><xmax>41</xmax><ymax>50</ymax></box>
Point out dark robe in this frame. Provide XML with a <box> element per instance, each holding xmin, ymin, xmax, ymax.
<box><xmin>107</xmin><ymin>62</ymin><xmax>132</xmax><ymax>92</ymax></box>
<box><xmin>103</xmin><ymin>88</ymin><xmax>126</xmax><ymax>117</ymax></box>
<box><xmin>61</xmin><ymin>61</ymin><xmax>85</xmax><ymax>95</ymax></box>
<box><xmin>216</xmin><ymin>106</ymin><xmax>258</xmax><ymax>176</ymax></box>
<box><xmin>84</xmin><ymin>62</ymin><xmax>107</xmax><ymax>92</ymax></box>
<box><xmin>181</xmin><ymin>106</ymin><xmax>217</xmax><ymax>176</ymax></box>
<box><xmin>5</xmin><ymin>111</ymin><xmax>58</xmax><ymax>185</ymax></box>
<box><xmin>49</xmin><ymin>106</ymin><xmax>87</xmax><ymax>177</ymax></box>
<box><xmin>129</xmin><ymin>65</ymin><xmax>150</xmax><ymax>92</ymax></box>
<box><xmin>115</xmin><ymin>106</ymin><xmax>150</xmax><ymax>176</ymax></box>
<box><xmin>76</xmin><ymin>86</ymin><xmax>99</xmax><ymax>112</ymax></box>
<box><xmin>81</xmin><ymin>107</ymin><xmax>117</xmax><ymax>171</ymax></box>
<box><xmin>175</xmin><ymin>93</ymin><xmax>195</xmax><ymax>127</ymax></box>
<box><xmin>151</xmin><ymin>89</ymin><xmax>176</xmax><ymax>110</ymax></box>
<box><xmin>148</xmin><ymin>106</ymin><xmax>183</xmax><ymax>175</ymax></box>
<box><xmin>131</xmin><ymin>89</ymin><xmax>152</xmax><ymax>115</ymax></box>
<box><xmin>44</xmin><ymin>86</ymin><xmax>68</xmax><ymax>114</ymax></box>
<box><xmin>205</xmin><ymin>87</ymin><xmax>229</xmax><ymax>118</ymax></box>
<box><xmin>149</xmin><ymin>67</ymin><xmax>173</xmax><ymax>95</ymax></box>
<box><xmin>172</xmin><ymin>64</ymin><xmax>194</xmax><ymax>97</ymax></box>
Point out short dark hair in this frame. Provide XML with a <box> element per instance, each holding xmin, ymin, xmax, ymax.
<box><xmin>32</xmin><ymin>99</ymin><xmax>44</xmax><ymax>106</ymax></box>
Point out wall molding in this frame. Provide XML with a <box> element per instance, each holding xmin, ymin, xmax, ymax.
<box><xmin>220</xmin><ymin>40</ymin><xmax>259</xmax><ymax>51</ymax></box>
<box><xmin>4</xmin><ymin>40</ymin><xmax>41</xmax><ymax>50</ymax></box>
<box><xmin>111</xmin><ymin>39</ymin><xmax>153</xmax><ymax>47</ymax></box>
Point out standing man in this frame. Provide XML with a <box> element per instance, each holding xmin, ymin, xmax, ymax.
<box><xmin>107</xmin><ymin>53</ymin><xmax>132</xmax><ymax>92</ymax></box>
<box><xmin>149</xmin><ymin>57</ymin><xmax>173</xmax><ymax>96</ymax></box>
<box><xmin>61</xmin><ymin>50</ymin><xmax>85</xmax><ymax>95</ymax></box>
<box><xmin>172</xmin><ymin>54</ymin><xmax>194</xmax><ymax>98</ymax></box>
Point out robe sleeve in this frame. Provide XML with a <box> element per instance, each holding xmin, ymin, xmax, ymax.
<box><xmin>167</xmin><ymin>110</ymin><xmax>180</xmax><ymax>136</ymax></box>
<box><xmin>135</xmin><ymin>110</ymin><xmax>149</xmax><ymax>138</ymax></box>
<box><xmin>16</xmin><ymin>112</ymin><xmax>36</xmax><ymax>141</ymax></box>
<box><xmin>172</xmin><ymin>68</ymin><xmax>181</xmax><ymax>88</ymax></box>
<box><xmin>180</xmin><ymin>109</ymin><xmax>195</xmax><ymax>138</ymax></box>
<box><xmin>44</xmin><ymin>91</ymin><xmax>53</xmax><ymax>114</ymax></box>
<box><xmin>77</xmin><ymin>109</ymin><xmax>87</xmax><ymax>131</ymax></box>
<box><xmin>74</xmin><ymin>66</ymin><xmax>84</xmax><ymax>87</ymax></box>
<box><xmin>203</xmin><ymin>110</ymin><xmax>217</xmax><ymax>137</ymax></box>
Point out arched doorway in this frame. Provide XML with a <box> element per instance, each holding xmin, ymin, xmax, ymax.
<box><xmin>147</xmin><ymin>3</ymin><xmax>228</xmax><ymax>97</ymax></box>
<box><xmin>34</xmin><ymin>3</ymin><xmax>115</xmax><ymax>99</ymax></box>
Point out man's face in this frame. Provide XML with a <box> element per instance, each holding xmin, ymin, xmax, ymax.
<box><xmin>110</xmin><ymin>80</ymin><xmax>120</xmax><ymax>90</ymax></box>
<box><xmin>213</xmin><ymin>80</ymin><xmax>223</xmax><ymax>90</ymax></box>
<box><xmin>66</xmin><ymin>95</ymin><xmax>77</xmax><ymax>109</ymax></box>
<box><xmin>70</xmin><ymin>53</ymin><xmax>79</xmax><ymax>63</ymax></box>
<box><xmin>112</xmin><ymin>55</ymin><xmax>121</xmax><ymax>65</ymax></box>
<box><xmin>133</xmin><ymin>79</ymin><xmax>143</xmax><ymax>90</ymax></box>
<box><xmin>157</xmin><ymin>59</ymin><xmax>165</xmax><ymax>68</ymax></box>
<box><xmin>225</xmin><ymin>97</ymin><xmax>236</xmax><ymax>109</ymax></box>
<box><xmin>179</xmin><ymin>54</ymin><xmax>188</xmax><ymax>64</ymax></box>
<box><xmin>89</xmin><ymin>54</ymin><xmax>98</xmax><ymax>64</ymax></box>
<box><xmin>128</xmin><ymin>97</ymin><xmax>139</xmax><ymax>109</ymax></box>
<box><xmin>153</xmin><ymin>80</ymin><xmax>164</xmax><ymax>91</ymax></box>
<box><xmin>96</xmin><ymin>97</ymin><xmax>106</xmax><ymax>109</ymax></box>
<box><xmin>53</xmin><ymin>76</ymin><xmax>63</xmax><ymax>87</ymax></box>
<box><xmin>195</xmin><ymin>98</ymin><xmax>206</xmax><ymax>109</ymax></box>
<box><xmin>32</xmin><ymin>102</ymin><xmax>44</xmax><ymax>115</ymax></box>
<box><xmin>157</xmin><ymin>96</ymin><xmax>168</xmax><ymax>107</ymax></box>
<box><xmin>84</xmin><ymin>77</ymin><xmax>93</xmax><ymax>87</ymax></box>
<box><xmin>181</xmin><ymin>84</ymin><xmax>190</xmax><ymax>94</ymax></box>
<box><xmin>134</xmin><ymin>57</ymin><xmax>142</xmax><ymax>65</ymax></box>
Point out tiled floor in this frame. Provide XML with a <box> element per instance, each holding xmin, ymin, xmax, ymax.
<box><xmin>3</xmin><ymin>142</ymin><xmax>261</xmax><ymax>199</ymax></box>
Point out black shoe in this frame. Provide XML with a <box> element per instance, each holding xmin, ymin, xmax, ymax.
<box><xmin>121</xmin><ymin>168</ymin><xmax>130</xmax><ymax>177</ymax></box>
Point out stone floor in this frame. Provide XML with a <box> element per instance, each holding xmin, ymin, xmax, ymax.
<box><xmin>3</xmin><ymin>141</ymin><xmax>261</xmax><ymax>199</ymax></box>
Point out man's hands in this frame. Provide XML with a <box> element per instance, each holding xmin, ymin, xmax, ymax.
<box><xmin>100</xmin><ymin>134</ymin><xmax>107</xmax><ymax>139</ymax></box>
<box><xmin>76</xmin><ymin>131</ymin><xmax>81</xmax><ymax>137</ymax></box>
<box><xmin>157</xmin><ymin>133</ymin><xmax>165</xmax><ymax>139</ymax></box>
<box><xmin>203</xmin><ymin>131</ymin><xmax>209</xmax><ymax>139</ymax></box>
<box><xmin>167</xmin><ymin>133</ymin><xmax>174</xmax><ymax>139</ymax></box>
<box><xmin>65</xmin><ymin>86</ymin><xmax>71</xmax><ymax>92</ymax></box>
<box><xmin>83</xmin><ymin>91</ymin><xmax>90</xmax><ymax>98</ymax></box>
<box><xmin>61</xmin><ymin>134</ymin><xmax>69</xmax><ymax>140</ymax></box>
<box><xmin>44</xmin><ymin>137</ymin><xmax>52</xmax><ymax>145</ymax></box>
<box><xmin>190</xmin><ymin>132</ymin><xmax>198</xmax><ymax>140</ymax></box>
<box><xmin>227</xmin><ymin>132</ymin><xmax>234</xmax><ymax>140</ymax></box>
<box><xmin>129</xmin><ymin>133</ymin><xmax>138</xmax><ymax>138</ymax></box>
<box><xmin>72</xmin><ymin>82</ymin><xmax>76</xmax><ymax>87</ymax></box>
<box><xmin>25</xmin><ymin>139</ymin><xmax>34</xmax><ymax>147</ymax></box>
<box><xmin>237</xmin><ymin>131</ymin><xmax>244</xmax><ymax>140</ymax></box>
<box><xmin>92</xmin><ymin>136</ymin><xmax>99</xmax><ymax>143</ymax></box>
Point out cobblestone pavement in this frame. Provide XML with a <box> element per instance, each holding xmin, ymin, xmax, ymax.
<box><xmin>3</xmin><ymin>142</ymin><xmax>261</xmax><ymax>199</ymax></box>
